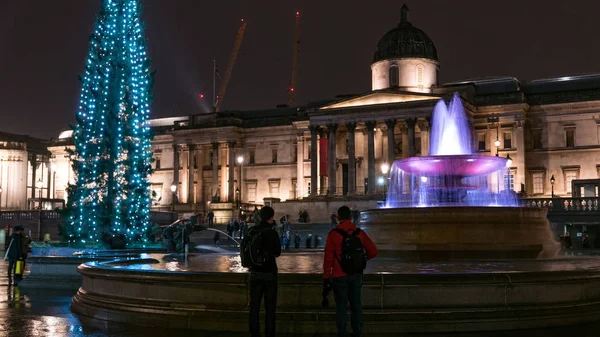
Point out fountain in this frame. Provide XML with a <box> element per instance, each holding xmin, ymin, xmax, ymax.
<box><xmin>361</xmin><ymin>93</ymin><xmax>558</xmax><ymax>260</ymax></box>
<box><xmin>387</xmin><ymin>93</ymin><xmax>517</xmax><ymax>208</ymax></box>
<box><xmin>71</xmin><ymin>93</ymin><xmax>600</xmax><ymax>334</ymax></box>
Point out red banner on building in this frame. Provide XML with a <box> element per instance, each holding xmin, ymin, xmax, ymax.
<box><xmin>319</xmin><ymin>138</ymin><xmax>328</xmax><ymax>176</ymax></box>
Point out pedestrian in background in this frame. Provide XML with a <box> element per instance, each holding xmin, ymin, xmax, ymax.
<box><xmin>4</xmin><ymin>226</ymin><xmax>24</xmax><ymax>286</ymax></box>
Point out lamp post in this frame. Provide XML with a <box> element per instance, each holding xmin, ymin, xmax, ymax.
<box><xmin>170</xmin><ymin>182</ymin><xmax>177</xmax><ymax>212</ymax></box>
<box><xmin>237</xmin><ymin>155</ymin><xmax>243</xmax><ymax>209</ymax></box>
<box><xmin>235</xmin><ymin>187</ymin><xmax>240</xmax><ymax>210</ymax></box>
<box><xmin>550</xmin><ymin>175</ymin><xmax>555</xmax><ymax>198</ymax></box>
<box><xmin>381</xmin><ymin>163</ymin><xmax>389</xmax><ymax>198</ymax></box>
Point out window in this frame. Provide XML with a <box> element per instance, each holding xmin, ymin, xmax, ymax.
<box><xmin>151</xmin><ymin>184</ymin><xmax>163</xmax><ymax>205</ymax></box>
<box><xmin>503</xmin><ymin>132</ymin><xmax>512</xmax><ymax>149</ymax></box>
<box><xmin>249</xmin><ymin>150</ymin><xmax>255</xmax><ymax>164</ymax></box>
<box><xmin>504</xmin><ymin>172</ymin><xmax>515</xmax><ymax>191</ymax></box>
<box><xmin>532</xmin><ymin>172</ymin><xmax>544</xmax><ymax>194</ymax></box>
<box><xmin>293</xmin><ymin>145</ymin><xmax>298</xmax><ymax>163</ymax></box>
<box><xmin>389</xmin><ymin>65</ymin><xmax>399</xmax><ymax>87</ymax></box>
<box><xmin>565</xmin><ymin>171</ymin><xmax>578</xmax><ymax>194</ymax></box>
<box><xmin>566</xmin><ymin>129</ymin><xmax>575</xmax><ymax>148</ymax></box>
<box><xmin>247</xmin><ymin>182</ymin><xmax>257</xmax><ymax>203</ymax></box>
<box><xmin>416</xmin><ymin>65</ymin><xmax>424</xmax><ymax>87</ymax></box>
<box><xmin>531</xmin><ymin>129</ymin><xmax>542</xmax><ymax>150</ymax></box>
<box><xmin>271</xmin><ymin>149</ymin><xmax>278</xmax><ymax>164</ymax></box>
<box><xmin>269</xmin><ymin>180</ymin><xmax>280</xmax><ymax>198</ymax></box>
<box><xmin>307</xmin><ymin>144</ymin><xmax>311</xmax><ymax>160</ymax></box>
<box><xmin>477</xmin><ymin>133</ymin><xmax>486</xmax><ymax>151</ymax></box>
<box><xmin>155</xmin><ymin>156</ymin><xmax>161</xmax><ymax>169</ymax></box>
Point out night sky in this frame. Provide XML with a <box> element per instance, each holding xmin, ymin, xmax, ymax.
<box><xmin>2</xmin><ymin>0</ymin><xmax>600</xmax><ymax>139</ymax></box>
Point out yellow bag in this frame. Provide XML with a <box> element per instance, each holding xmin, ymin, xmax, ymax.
<box><xmin>15</xmin><ymin>260</ymin><xmax>24</xmax><ymax>275</ymax></box>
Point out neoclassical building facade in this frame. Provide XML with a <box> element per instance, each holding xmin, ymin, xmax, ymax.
<box><xmin>14</xmin><ymin>5</ymin><xmax>600</xmax><ymax>224</ymax></box>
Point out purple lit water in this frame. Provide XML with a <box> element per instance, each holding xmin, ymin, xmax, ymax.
<box><xmin>385</xmin><ymin>92</ymin><xmax>518</xmax><ymax>207</ymax></box>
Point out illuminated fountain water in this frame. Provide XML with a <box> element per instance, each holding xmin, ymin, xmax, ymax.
<box><xmin>359</xmin><ymin>92</ymin><xmax>558</xmax><ymax>260</ymax></box>
<box><xmin>386</xmin><ymin>92</ymin><xmax>518</xmax><ymax>208</ymax></box>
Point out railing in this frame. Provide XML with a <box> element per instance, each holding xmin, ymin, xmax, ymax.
<box><xmin>523</xmin><ymin>197</ymin><xmax>600</xmax><ymax>212</ymax></box>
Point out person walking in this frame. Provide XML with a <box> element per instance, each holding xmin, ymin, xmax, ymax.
<box><xmin>323</xmin><ymin>206</ymin><xmax>378</xmax><ymax>337</ymax></box>
<box><xmin>241</xmin><ymin>206</ymin><xmax>281</xmax><ymax>337</ymax></box>
<box><xmin>4</xmin><ymin>226</ymin><xmax>24</xmax><ymax>286</ymax></box>
<box><xmin>207</xmin><ymin>211</ymin><xmax>214</xmax><ymax>227</ymax></box>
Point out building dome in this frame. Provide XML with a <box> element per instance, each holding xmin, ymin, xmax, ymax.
<box><xmin>371</xmin><ymin>4</ymin><xmax>439</xmax><ymax>93</ymax></box>
<box><xmin>373</xmin><ymin>4</ymin><xmax>438</xmax><ymax>63</ymax></box>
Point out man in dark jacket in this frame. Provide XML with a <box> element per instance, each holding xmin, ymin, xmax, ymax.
<box><xmin>247</xmin><ymin>206</ymin><xmax>281</xmax><ymax>337</ymax></box>
<box><xmin>5</xmin><ymin>226</ymin><xmax>24</xmax><ymax>286</ymax></box>
<box><xmin>324</xmin><ymin>206</ymin><xmax>378</xmax><ymax>337</ymax></box>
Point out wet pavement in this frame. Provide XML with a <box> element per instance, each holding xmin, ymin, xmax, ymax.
<box><xmin>4</xmin><ymin>256</ymin><xmax>600</xmax><ymax>336</ymax></box>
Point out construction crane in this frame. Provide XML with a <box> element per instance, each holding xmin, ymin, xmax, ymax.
<box><xmin>215</xmin><ymin>19</ymin><xmax>247</xmax><ymax>112</ymax></box>
<box><xmin>288</xmin><ymin>11</ymin><xmax>301</xmax><ymax>106</ymax></box>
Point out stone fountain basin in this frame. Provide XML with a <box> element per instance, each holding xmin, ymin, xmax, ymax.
<box><xmin>360</xmin><ymin>207</ymin><xmax>559</xmax><ymax>260</ymax></box>
<box><xmin>70</xmin><ymin>254</ymin><xmax>600</xmax><ymax>334</ymax></box>
<box><xmin>395</xmin><ymin>154</ymin><xmax>508</xmax><ymax>177</ymax></box>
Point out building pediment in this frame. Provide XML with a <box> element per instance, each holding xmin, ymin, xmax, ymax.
<box><xmin>319</xmin><ymin>91</ymin><xmax>440</xmax><ymax>110</ymax></box>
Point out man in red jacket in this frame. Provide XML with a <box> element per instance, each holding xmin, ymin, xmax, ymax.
<box><xmin>323</xmin><ymin>206</ymin><xmax>378</xmax><ymax>337</ymax></box>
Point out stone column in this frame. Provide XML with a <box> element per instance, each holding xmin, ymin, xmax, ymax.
<box><xmin>515</xmin><ymin>120</ymin><xmax>525</xmax><ymax>192</ymax></box>
<box><xmin>172</xmin><ymin>144</ymin><xmax>180</xmax><ymax>202</ymax></box>
<box><xmin>319</xmin><ymin>128</ymin><xmax>328</xmax><ymax>195</ymax></box>
<box><xmin>187</xmin><ymin>144</ymin><xmax>195</xmax><ymax>205</ymax></box>
<box><xmin>211</xmin><ymin>142</ymin><xmax>219</xmax><ymax>201</ymax></box>
<box><xmin>196</xmin><ymin>146</ymin><xmax>203</xmax><ymax>208</ymax></box>
<box><xmin>309</xmin><ymin>126</ymin><xmax>318</xmax><ymax>197</ymax></box>
<box><xmin>418</xmin><ymin>119</ymin><xmax>430</xmax><ymax>156</ymax></box>
<box><xmin>46</xmin><ymin>158</ymin><xmax>51</xmax><ymax>199</ymax></box>
<box><xmin>366</xmin><ymin>121</ymin><xmax>376</xmax><ymax>195</ymax></box>
<box><xmin>228</xmin><ymin>141</ymin><xmax>236</xmax><ymax>202</ymax></box>
<box><xmin>30</xmin><ymin>154</ymin><xmax>37</xmax><ymax>202</ymax></box>
<box><xmin>296</xmin><ymin>134</ymin><xmax>304</xmax><ymax>198</ymax></box>
<box><xmin>400</xmin><ymin>124</ymin><xmax>409</xmax><ymax>159</ymax></box>
<box><xmin>347</xmin><ymin>122</ymin><xmax>357</xmax><ymax>195</ymax></box>
<box><xmin>327</xmin><ymin>124</ymin><xmax>337</xmax><ymax>195</ymax></box>
<box><xmin>385</xmin><ymin>119</ymin><xmax>396</xmax><ymax>165</ymax></box>
<box><xmin>407</xmin><ymin>118</ymin><xmax>417</xmax><ymax>157</ymax></box>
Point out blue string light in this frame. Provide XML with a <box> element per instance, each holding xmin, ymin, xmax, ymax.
<box><xmin>66</xmin><ymin>0</ymin><xmax>154</xmax><ymax>246</ymax></box>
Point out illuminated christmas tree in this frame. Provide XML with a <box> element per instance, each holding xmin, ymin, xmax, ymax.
<box><xmin>65</xmin><ymin>0</ymin><xmax>154</xmax><ymax>245</ymax></box>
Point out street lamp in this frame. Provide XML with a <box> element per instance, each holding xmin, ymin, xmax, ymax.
<box><xmin>170</xmin><ymin>182</ymin><xmax>177</xmax><ymax>211</ymax></box>
<box><xmin>505</xmin><ymin>154</ymin><xmax>512</xmax><ymax>168</ymax></box>
<box><xmin>550</xmin><ymin>175</ymin><xmax>555</xmax><ymax>198</ymax></box>
<box><xmin>380</xmin><ymin>163</ymin><xmax>389</xmax><ymax>197</ymax></box>
<box><xmin>237</xmin><ymin>155</ymin><xmax>243</xmax><ymax>207</ymax></box>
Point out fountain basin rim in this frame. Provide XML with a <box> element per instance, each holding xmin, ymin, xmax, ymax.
<box><xmin>394</xmin><ymin>154</ymin><xmax>509</xmax><ymax>177</ymax></box>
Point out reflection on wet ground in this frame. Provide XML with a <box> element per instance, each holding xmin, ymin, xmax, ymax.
<box><xmin>3</xmin><ymin>255</ymin><xmax>600</xmax><ymax>336</ymax></box>
<box><xmin>117</xmin><ymin>252</ymin><xmax>600</xmax><ymax>275</ymax></box>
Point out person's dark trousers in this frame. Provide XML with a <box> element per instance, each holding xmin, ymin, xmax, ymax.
<box><xmin>332</xmin><ymin>274</ymin><xmax>363</xmax><ymax>337</ymax></box>
<box><xmin>7</xmin><ymin>258</ymin><xmax>16</xmax><ymax>285</ymax></box>
<box><xmin>249</xmin><ymin>271</ymin><xmax>278</xmax><ymax>337</ymax></box>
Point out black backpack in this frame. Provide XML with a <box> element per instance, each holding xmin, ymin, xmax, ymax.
<box><xmin>334</xmin><ymin>228</ymin><xmax>367</xmax><ymax>275</ymax></box>
<box><xmin>240</xmin><ymin>227</ymin><xmax>272</xmax><ymax>268</ymax></box>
